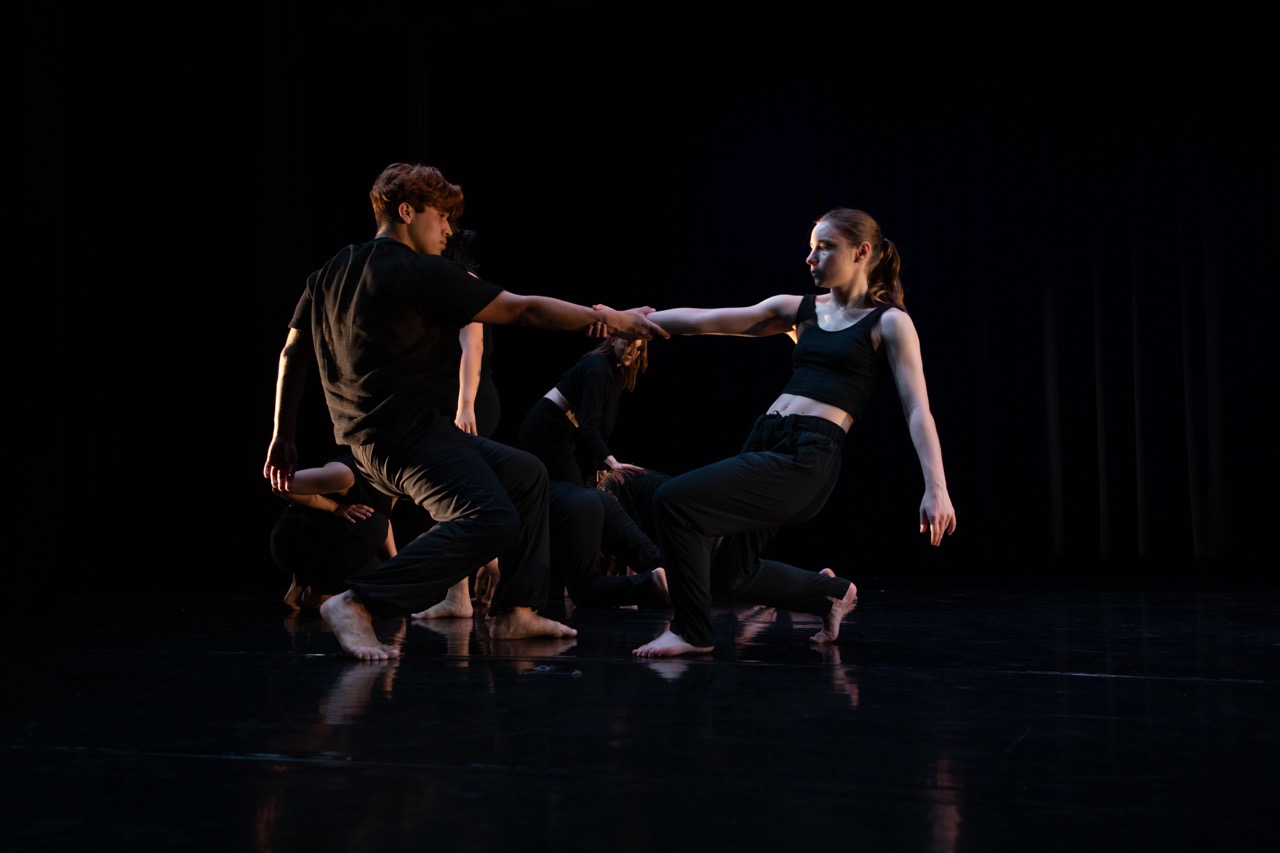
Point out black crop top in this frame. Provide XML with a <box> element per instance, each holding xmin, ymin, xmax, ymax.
<box><xmin>781</xmin><ymin>294</ymin><xmax>892</xmax><ymax>422</ymax></box>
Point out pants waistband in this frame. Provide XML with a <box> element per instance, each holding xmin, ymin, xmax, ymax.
<box><xmin>757</xmin><ymin>413</ymin><xmax>847</xmax><ymax>443</ymax></box>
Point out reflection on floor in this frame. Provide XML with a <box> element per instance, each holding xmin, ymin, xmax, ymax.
<box><xmin>6</xmin><ymin>575</ymin><xmax>1275</xmax><ymax>852</ymax></box>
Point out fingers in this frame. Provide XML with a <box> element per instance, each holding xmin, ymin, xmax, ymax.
<box><xmin>921</xmin><ymin>516</ymin><xmax>956</xmax><ymax>546</ymax></box>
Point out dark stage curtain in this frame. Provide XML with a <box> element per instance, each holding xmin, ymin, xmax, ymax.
<box><xmin>33</xmin><ymin>4</ymin><xmax>1276</xmax><ymax>590</ymax></box>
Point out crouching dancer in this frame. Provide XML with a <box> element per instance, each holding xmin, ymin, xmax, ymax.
<box><xmin>264</xmin><ymin>162</ymin><xmax>667</xmax><ymax>659</ymax></box>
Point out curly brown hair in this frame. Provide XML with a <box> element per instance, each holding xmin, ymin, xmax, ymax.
<box><xmin>369</xmin><ymin>163</ymin><xmax>464</xmax><ymax>230</ymax></box>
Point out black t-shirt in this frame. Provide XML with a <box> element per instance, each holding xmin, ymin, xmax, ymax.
<box><xmin>290</xmin><ymin>237</ymin><xmax>503</xmax><ymax>446</ymax></box>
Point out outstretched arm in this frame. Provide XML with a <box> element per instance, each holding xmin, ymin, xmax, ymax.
<box><xmin>881</xmin><ymin>309</ymin><xmax>956</xmax><ymax>546</ymax></box>
<box><xmin>645</xmin><ymin>294</ymin><xmax>802</xmax><ymax>337</ymax></box>
<box><xmin>264</xmin><ymin>326</ymin><xmax>312</xmax><ymax>491</ymax></box>
<box><xmin>473</xmin><ymin>292</ymin><xmax>669</xmax><ymax>341</ymax></box>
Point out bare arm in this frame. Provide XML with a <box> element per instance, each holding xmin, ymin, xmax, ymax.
<box><xmin>645</xmin><ymin>294</ymin><xmax>803</xmax><ymax>337</ymax></box>
<box><xmin>275</xmin><ymin>460</ymin><xmax>356</xmax><ymax>496</ymax></box>
<box><xmin>472</xmin><ymin>292</ymin><xmax>669</xmax><ymax>341</ymax></box>
<box><xmin>272</xmin><ymin>460</ymin><xmax>394</xmax><ymax>532</ymax></box>
<box><xmin>263</xmin><ymin>326</ymin><xmax>312</xmax><ymax>491</ymax></box>
<box><xmin>880</xmin><ymin>309</ymin><xmax>957</xmax><ymax>546</ymax></box>
<box><xmin>455</xmin><ymin>322</ymin><xmax>484</xmax><ymax>435</ymax></box>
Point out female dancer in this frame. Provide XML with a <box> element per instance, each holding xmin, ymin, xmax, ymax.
<box><xmin>633</xmin><ymin>208</ymin><xmax>957</xmax><ymax>657</ymax></box>
<box><xmin>519</xmin><ymin>334</ymin><xmax>649</xmax><ymax>487</ymax></box>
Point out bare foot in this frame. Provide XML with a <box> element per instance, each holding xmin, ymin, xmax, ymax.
<box><xmin>298</xmin><ymin>587</ymin><xmax>330</xmax><ymax>611</ymax></box>
<box><xmin>411</xmin><ymin>578</ymin><xmax>474</xmax><ymax>620</ymax></box>
<box><xmin>650</xmin><ymin>567</ymin><xmax>671</xmax><ymax>604</ymax></box>
<box><xmin>486</xmin><ymin>606</ymin><xmax>577</xmax><ymax>640</ymax></box>
<box><xmin>282</xmin><ymin>576</ymin><xmax>301</xmax><ymax>610</ymax></box>
<box><xmin>633</xmin><ymin>629</ymin><xmax>713</xmax><ymax>658</ymax></box>
<box><xmin>320</xmin><ymin>590</ymin><xmax>402</xmax><ymax>660</ymax></box>
<box><xmin>811</xmin><ymin>570</ymin><xmax>857</xmax><ymax>644</ymax></box>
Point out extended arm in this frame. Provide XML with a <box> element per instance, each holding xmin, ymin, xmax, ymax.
<box><xmin>264</xmin><ymin>326</ymin><xmax>312</xmax><ymax>491</ymax></box>
<box><xmin>645</xmin><ymin>294</ymin><xmax>803</xmax><ymax>337</ymax></box>
<box><xmin>472</xmin><ymin>292</ymin><xmax>669</xmax><ymax>341</ymax></box>
<box><xmin>881</xmin><ymin>309</ymin><xmax>957</xmax><ymax>546</ymax></box>
<box><xmin>455</xmin><ymin>322</ymin><xmax>484</xmax><ymax>435</ymax></box>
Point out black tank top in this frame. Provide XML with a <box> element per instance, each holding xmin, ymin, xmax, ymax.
<box><xmin>781</xmin><ymin>295</ymin><xmax>891</xmax><ymax>421</ymax></box>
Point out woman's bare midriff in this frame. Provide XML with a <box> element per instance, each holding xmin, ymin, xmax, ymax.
<box><xmin>545</xmin><ymin>387</ymin><xmax>571</xmax><ymax>412</ymax></box>
<box><xmin>766</xmin><ymin>394</ymin><xmax>853</xmax><ymax>432</ymax></box>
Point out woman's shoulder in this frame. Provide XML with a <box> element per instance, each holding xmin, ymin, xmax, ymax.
<box><xmin>877</xmin><ymin>305</ymin><xmax>918</xmax><ymax>343</ymax></box>
<box><xmin>761</xmin><ymin>293</ymin><xmax>806</xmax><ymax>312</ymax></box>
<box><xmin>561</xmin><ymin>350</ymin><xmax>611</xmax><ymax>382</ymax></box>
<box><xmin>580</xmin><ymin>351</ymin><xmax>616</xmax><ymax>376</ymax></box>
<box><xmin>792</xmin><ymin>293</ymin><xmax>817</xmax><ymax>321</ymax></box>
<box><xmin>878</xmin><ymin>304</ymin><xmax>910</xmax><ymax>324</ymax></box>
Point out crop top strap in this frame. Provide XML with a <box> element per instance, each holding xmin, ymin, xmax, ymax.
<box><xmin>796</xmin><ymin>292</ymin><xmax>817</xmax><ymax>324</ymax></box>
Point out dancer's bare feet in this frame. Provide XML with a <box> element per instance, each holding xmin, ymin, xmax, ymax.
<box><xmin>411</xmin><ymin>578</ymin><xmax>474</xmax><ymax>620</ymax></box>
<box><xmin>320</xmin><ymin>590</ymin><xmax>401</xmax><ymax>660</ymax></box>
<box><xmin>650</xmin><ymin>567</ymin><xmax>671</xmax><ymax>604</ymax></box>
<box><xmin>473</xmin><ymin>559</ymin><xmax>499</xmax><ymax>607</ymax></box>
<box><xmin>633</xmin><ymin>629</ymin><xmax>714</xmax><ymax>658</ymax></box>
<box><xmin>811</xmin><ymin>569</ymin><xmax>857</xmax><ymax>644</ymax></box>
<box><xmin>486</xmin><ymin>606</ymin><xmax>577</xmax><ymax>640</ymax></box>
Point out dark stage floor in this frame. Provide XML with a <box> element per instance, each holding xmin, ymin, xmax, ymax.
<box><xmin>6</xmin><ymin>575</ymin><xmax>1276</xmax><ymax>852</ymax></box>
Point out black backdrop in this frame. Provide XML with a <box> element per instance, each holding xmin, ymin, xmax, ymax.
<box><xmin>33</xmin><ymin>3</ymin><xmax>1277</xmax><ymax>594</ymax></box>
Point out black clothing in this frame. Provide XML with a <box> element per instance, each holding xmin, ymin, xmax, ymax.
<box><xmin>291</xmin><ymin>237</ymin><xmax>551</xmax><ymax>618</ymax></box>
<box><xmin>783</xmin><ymin>296</ymin><xmax>891</xmax><ymax>422</ymax></box>
<box><xmin>652</xmin><ymin>294</ymin><xmax>881</xmax><ymax>648</ymax></box>
<box><xmin>654</xmin><ymin>413</ymin><xmax>851</xmax><ymax>647</ymax></box>
<box><xmin>599</xmin><ymin>469</ymin><xmax>672</xmax><ymax>541</ymax></box>
<box><xmin>350</xmin><ymin>416</ymin><xmax>551</xmax><ymax>617</ymax></box>
<box><xmin>292</xmin><ymin>237</ymin><xmax>502</xmax><ymax>447</ymax></box>
<box><xmin>396</xmin><ymin>323</ymin><xmax>503</xmax><ymax>547</ymax></box>
<box><xmin>548</xmin><ymin>481</ymin><xmax>667</xmax><ymax>609</ymax></box>
<box><xmin>519</xmin><ymin>397</ymin><xmax>585</xmax><ymax>485</ymax></box>
<box><xmin>519</xmin><ymin>349</ymin><xmax>624</xmax><ymax>486</ymax></box>
<box><xmin>268</xmin><ymin>454</ymin><xmax>393</xmax><ymax>596</ymax></box>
